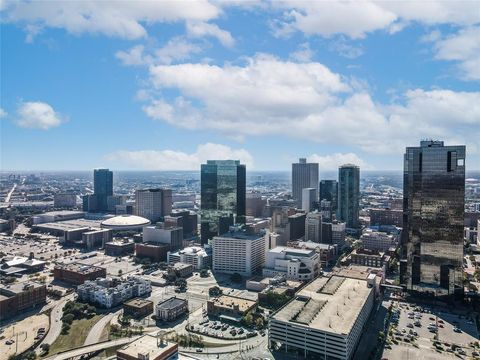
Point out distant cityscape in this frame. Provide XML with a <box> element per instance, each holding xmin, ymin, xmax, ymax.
<box><xmin>0</xmin><ymin>140</ymin><xmax>479</xmax><ymax>360</ymax></box>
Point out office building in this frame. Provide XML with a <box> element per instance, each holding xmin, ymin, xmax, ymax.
<box><xmin>116</xmin><ymin>334</ymin><xmax>178</xmax><ymax>360</ymax></box>
<box><xmin>344</xmin><ymin>248</ymin><xmax>390</xmax><ymax>268</ymax></box>
<box><xmin>269</xmin><ymin>275</ymin><xmax>374</xmax><ymax>360</ymax></box>
<box><xmin>54</xmin><ymin>193</ymin><xmax>77</xmax><ymax>208</ymax></box>
<box><xmin>302</xmin><ymin>188</ymin><xmax>317</xmax><ymax>212</ymax></box>
<box><xmin>0</xmin><ymin>282</ymin><xmax>47</xmax><ymax>320</ymax></box>
<box><xmin>135</xmin><ymin>189</ymin><xmax>172</xmax><ymax>223</ymax></box>
<box><xmin>156</xmin><ymin>297</ymin><xmax>188</xmax><ymax>322</ymax></box>
<box><xmin>107</xmin><ymin>195</ymin><xmax>127</xmax><ymax>212</ymax></box>
<box><xmin>53</xmin><ymin>263</ymin><xmax>106</xmax><ymax>285</ymax></box>
<box><xmin>105</xmin><ymin>239</ymin><xmax>135</xmax><ymax>256</ymax></box>
<box><xmin>288</xmin><ymin>212</ymin><xmax>306</xmax><ymax>241</ymax></box>
<box><xmin>246</xmin><ymin>193</ymin><xmax>267</xmax><ymax>217</ymax></box>
<box><xmin>305</xmin><ymin>212</ymin><xmax>322</xmax><ymax>243</ymax></box>
<box><xmin>292</xmin><ymin>158</ymin><xmax>318</xmax><ymax>208</ymax></box>
<box><xmin>263</xmin><ymin>246</ymin><xmax>321</xmax><ymax>281</ymax></box>
<box><xmin>82</xmin><ymin>228</ymin><xmax>112</xmax><ymax>249</ymax></box>
<box><xmin>319</xmin><ymin>180</ymin><xmax>338</xmax><ymax>213</ymax></box>
<box><xmin>135</xmin><ymin>243</ymin><xmax>169</xmax><ymax>262</ymax></box>
<box><xmin>200</xmin><ymin>160</ymin><xmax>246</xmax><ymax>244</ymax></box>
<box><xmin>94</xmin><ymin>168</ymin><xmax>113</xmax><ymax>212</ymax></box>
<box><xmin>143</xmin><ymin>224</ymin><xmax>183</xmax><ymax>251</ymax></box>
<box><xmin>211</xmin><ymin>228</ymin><xmax>267</xmax><ymax>277</ymax></box>
<box><xmin>360</xmin><ymin>229</ymin><xmax>398</xmax><ymax>252</ymax></box>
<box><xmin>319</xmin><ymin>199</ymin><xmax>333</xmax><ymax>221</ymax></box>
<box><xmin>123</xmin><ymin>298</ymin><xmax>154</xmax><ymax>319</ymax></box>
<box><xmin>287</xmin><ymin>240</ymin><xmax>338</xmax><ymax>267</ymax></box>
<box><xmin>167</xmin><ymin>246</ymin><xmax>211</xmax><ymax>270</ymax></box>
<box><xmin>400</xmin><ymin>140</ymin><xmax>465</xmax><ymax>296</ymax></box>
<box><xmin>337</xmin><ymin>164</ymin><xmax>360</xmax><ymax>230</ymax></box>
<box><xmin>165</xmin><ymin>210</ymin><xmax>198</xmax><ymax>239</ymax></box>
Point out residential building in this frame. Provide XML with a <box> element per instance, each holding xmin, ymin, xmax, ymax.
<box><xmin>337</xmin><ymin>164</ymin><xmax>360</xmax><ymax>230</ymax></box>
<box><xmin>200</xmin><ymin>160</ymin><xmax>246</xmax><ymax>244</ymax></box>
<box><xmin>211</xmin><ymin>228</ymin><xmax>267</xmax><ymax>277</ymax></box>
<box><xmin>269</xmin><ymin>275</ymin><xmax>374</xmax><ymax>360</ymax></box>
<box><xmin>400</xmin><ymin>140</ymin><xmax>465</xmax><ymax>296</ymax></box>
<box><xmin>292</xmin><ymin>158</ymin><xmax>318</xmax><ymax>208</ymax></box>
<box><xmin>53</xmin><ymin>263</ymin><xmax>106</xmax><ymax>285</ymax></box>
<box><xmin>156</xmin><ymin>297</ymin><xmax>188</xmax><ymax>322</ymax></box>
<box><xmin>0</xmin><ymin>282</ymin><xmax>47</xmax><ymax>320</ymax></box>
<box><xmin>263</xmin><ymin>246</ymin><xmax>320</xmax><ymax>281</ymax></box>
<box><xmin>167</xmin><ymin>246</ymin><xmax>211</xmax><ymax>270</ymax></box>
<box><xmin>135</xmin><ymin>188</ymin><xmax>172</xmax><ymax>223</ymax></box>
<box><xmin>77</xmin><ymin>276</ymin><xmax>151</xmax><ymax>308</ymax></box>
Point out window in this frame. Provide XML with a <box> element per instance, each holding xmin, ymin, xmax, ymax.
<box><xmin>457</xmin><ymin>158</ymin><xmax>464</xmax><ymax>166</ymax></box>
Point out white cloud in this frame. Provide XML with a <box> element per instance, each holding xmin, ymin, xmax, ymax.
<box><xmin>141</xmin><ymin>55</ymin><xmax>480</xmax><ymax>154</ymax></box>
<box><xmin>186</xmin><ymin>21</ymin><xmax>235</xmax><ymax>47</ymax></box>
<box><xmin>15</xmin><ymin>101</ymin><xmax>64</xmax><ymax>129</ymax></box>
<box><xmin>105</xmin><ymin>143</ymin><xmax>253</xmax><ymax>170</ymax></box>
<box><xmin>328</xmin><ymin>38</ymin><xmax>364</xmax><ymax>59</ymax></box>
<box><xmin>308</xmin><ymin>153</ymin><xmax>373</xmax><ymax>170</ymax></box>
<box><xmin>0</xmin><ymin>107</ymin><xmax>7</xmax><ymax>118</ymax></box>
<box><xmin>2</xmin><ymin>0</ymin><xmax>220</xmax><ymax>40</ymax></box>
<box><xmin>272</xmin><ymin>1</ymin><xmax>480</xmax><ymax>39</ymax></box>
<box><xmin>430</xmin><ymin>27</ymin><xmax>480</xmax><ymax>81</ymax></box>
<box><xmin>116</xmin><ymin>38</ymin><xmax>203</xmax><ymax>67</ymax></box>
<box><xmin>289</xmin><ymin>42</ymin><xmax>314</xmax><ymax>62</ymax></box>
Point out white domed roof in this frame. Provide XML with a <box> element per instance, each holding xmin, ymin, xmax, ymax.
<box><xmin>101</xmin><ymin>215</ymin><xmax>150</xmax><ymax>229</ymax></box>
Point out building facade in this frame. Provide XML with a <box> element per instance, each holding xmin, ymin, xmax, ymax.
<box><xmin>135</xmin><ymin>189</ymin><xmax>172</xmax><ymax>223</ymax></box>
<box><xmin>200</xmin><ymin>160</ymin><xmax>246</xmax><ymax>244</ymax></box>
<box><xmin>263</xmin><ymin>246</ymin><xmax>321</xmax><ymax>281</ymax></box>
<box><xmin>319</xmin><ymin>180</ymin><xmax>338</xmax><ymax>213</ymax></box>
<box><xmin>93</xmin><ymin>168</ymin><xmax>113</xmax><ymax>212</ymax></box>
<box><xmin>400</xmin><ymin>140</ymin><xmax>466</xmax><ymax>296</ymax></box>
<box><xmin>302</xmin><ymin>188</ymin><xmax>317</xmax><ymax>212</ymax></box>
<box><xmin>337</xmin><ymin>164</ymin><xmax>360</xmax><ymax>230</ymax></box>
<box><xmin>292</xmin><ymin>158</ymin><xmax>318</xmax><ymax>208</ymax></box>
<box><xmin>156</xmin><ymin>297</ymin><xmax>188</xmax><ymax>321</ymax></box>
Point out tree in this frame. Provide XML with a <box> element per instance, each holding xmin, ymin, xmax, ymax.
<box><xmin>62</xmin><ymin>313</ymin><xmax>74</xmax><ymax>325</ymax></box>
<box><xmin>118</xmin><ymin>269</ymin><xmax>123</xmax><ymax>276</ymax></box>
<box><xmin>200</xmin><ymin>269</ymin><xmax>209</xmax><ymax>278</ymax></box>
<box><xmin>243</xmin><ymin>312</ymin><xmax>253</xmax><ymax>327</ymax></box>
<box><xmin>40</xmin><ymin>343</ymin><xmax>50</xmax><ymax>353</ymax></box>
<box><xmin>255</xmin><ymin>317</ymin><xmax>264</xmax><ymax>329</ymax></box>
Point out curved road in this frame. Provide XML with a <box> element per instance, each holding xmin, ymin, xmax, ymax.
<box><xmin>84</xmin><ymin>310</ymin><xmax>121</xmax><ymax>346</ymax></box>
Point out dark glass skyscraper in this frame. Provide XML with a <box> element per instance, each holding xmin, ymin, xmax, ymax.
<box><xmin>400</xmin><ymin>140</ymin><xmax>465</xmax><ymax>296</ymax></box>
<box><xmin>200</xmin><ymin>160</ymin><xmax>246</xmax><ymax>244</ymax></box>
<box><xmin>337</xmin><ymin>164</ymin><xmax>360</xmax><ymax>229</ymax></box>
<box><xmin>319</xmin><ymin>180</ymin><xmax>338</xmax><ymax>212</ymax></box>
<box><xmin>93</xmin><ymin>168</ymin><xmax>113</xmax><ymax>212</ymax></box>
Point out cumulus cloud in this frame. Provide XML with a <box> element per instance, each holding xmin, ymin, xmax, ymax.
<box><xmin>430</xmin><ymin>27</ymin><xmax>480</xmax><ymax>81</ymax></box>
<box><xmin>140</xmin><ymin>55</ymin><xmax>480</xmax><ymax>154</ymax></box>
<box><xmin>105</xmin><ymin>143</ymin><xmax>253</xmax><ymax>170</ymax></box>
<box><xmin>289</xmin><ymin>42</ymin><xmax>314</xmax><ymax>62</ymax></box>
<box><xmin>272</xmin><ymin>1</ymin><xmax>480</xmax><ymax>39</ymax></box>
<box><xmin>15</xmin><ymin>101</ymin><xmax>64</xmax><ymax>130</ymax></box>
<box><xmin>308</xmin><ymin>153</ymin><xmax>373</xmax><ymax>170</ymax></box>
<box><xmin>0</xmin><ymin>107</ymin><xmax>7</xmax><ymax>118</ymax></box>
<box><xmin>2</xmin><ymin>0</ymin><xmax>220</xmax><ymax>40</ymax></box>
<box><xmin>186</xmin><ymin>21</ymin><xmax>235</xmax><ymax>47</ymax></box>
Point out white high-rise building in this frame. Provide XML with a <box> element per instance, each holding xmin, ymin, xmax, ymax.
<box><xmin>302</xmin><ymin>188</ymin><xmax>317</xmax><ymax>212</ymax></box>
<box><xmin>135</xmin><ymin>188</ymin><xmax>172</xmax><ymax>223</ymax></box>
<box><xmin>263</xmin><ymin>246</ymin><xmax>320</xmax><ymax>281</ymax></box>
<box><xmin>212</xmin><ymin>229</ymin><xmax>267</xmax><ymax>277</ymax></box>
<box><xmin>292</xmin><ymin>158</ymin><xmax>318</xmax><ymax>208</ymax></box>
<box><xmin>305</xmin><ymin>212</ymin><xmax>322</xmax><ymax>243</ymax></box>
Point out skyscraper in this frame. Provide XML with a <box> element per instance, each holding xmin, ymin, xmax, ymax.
<box><xmin>135</xmin><ymin>189</ymin><xmax>172</xmax><ymax>223</ymax></box>
<box><xmin>400</xmin><ymin>140</ymin><xmax>465</xmax><ymax>296</ymax></box>
<box><xmin>337</xmin><ymin>164</ymin><xmax>360</xmax><ymax>230</ymax></box>
<box><xmin>302</xmin><ymin>188</ymin><xmax>317</xmax><ymax>212</ymax></box>
<box><xmin>83</xmin><ymin>168</ymin><xmax>113</xmax><ymax>212</ymax></box>
<box><xmin>319</xmin><ymin>180</ymin><xmax>338</xmax><ymax>212</ymax></box>
<box><xmin>200</xmin><ymin>160</ymin><xmax>246</xmax><ymax>244</ymax></box>
<box><xmin>292</xmin><ymin>158</ymin><xmax>318</xmax><ymax>208</ymax></box>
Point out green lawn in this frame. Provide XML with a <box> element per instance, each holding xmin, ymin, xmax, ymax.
<box><xmin>46</xmin><ymin>315</ymin><xmax>102</xmax><ymax>356</ymax></box>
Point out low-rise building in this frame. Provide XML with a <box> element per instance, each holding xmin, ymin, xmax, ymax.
<box><xmin>168</xmin><ymin>262</ymin><xmax>193</xmax><ymax>278</ymax></box>
<box><xmin>135</xmin><ymin>243</ymin><xmax>169</xmax><ymax>262</ymax></box>
<box><xmin>77</xmin><ymin>276</ymin><xmax>152</xmax><ymax>308</ymax></box>
<box><xmin>156</xmin><ymin>297</ymin><xmax>188</xmax><ymax>322</ymax></box>
<box><xmin>0</xmin><ymin>282</ymin><xmax>47</xmax><ymax>320</ymax></box>
<box><xmin>53</xmin><ymin>263</ymin><xmax>106</xmax><ymax>285</ymax></box>
<box><xmin>116</xmin><ymin>334</ymin><xmax>178</xmax><ymax>360</ymax></box>
<box><xmin>31</xmin><ymin>210</ymin><xmax>84</xmax><ymax>224</ymax></box>
<box><xmin>263</xmin><ymin>246</ymin><xmax>320</xmax><ymax>281</ymax></box>
<box><xmin>207</xmin><ymin>295</ymin><xmax>258</xmax><ymax>322</ymax></box>
<box><xmin>123</xmin><ymin>298</ymin><xmax>154</xmax><ymax>319</ymax></box>
<box><xmin>105</xmin><ymin>239</ymin><xmax>136</xmax><ymax>256</ymax></box>
<box><xmin>143</xmin><ymin>224</ymin><xmax>183</xmax><ymax>251</ymax></box>
<box><xmin>82</xmin><ymin>228</ymin><xmax>112</xmax><ymax>249</ymax></box>
<box><xmin>269</xmin><ymin>275</ymin><xmax>374</xmax><ymax>360</ymax></box>
<box><xmin>360</xmin><ymin>229</ymin><xmax>398</xmax><ymax>252</ymax></box>
<box><xmin>345</xmin><ymin>248</ymin><xmax>390</xmax><ymax>268</ymax></box>
<box><xmin>54</xmin><ymin>193</ymin><xmax>78</xmax><ymax>208</ymax></box>
<box><xmin>369</xmin><ymin>208</ymin><xmax>403</xmax><ymax>227</ymax></box>
<box><xmin>167</xmin><ymin>245</ymin><xmax>211</xmax><ymax>269</ymax></box>
<box><xmin>287</xmin><ymin>240</ymin><xmax>338</xmax><ymax>267</ymax></box>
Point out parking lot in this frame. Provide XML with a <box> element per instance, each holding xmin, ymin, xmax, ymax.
<box><xmin>384</xmin><ymin>301</ymin><xmax>480</xmax><ymax>359</ymax></box>
<box><xmin>188</xmin><ymin>319</ymin><xmax>258</xmax><ymax>340</ymax></box>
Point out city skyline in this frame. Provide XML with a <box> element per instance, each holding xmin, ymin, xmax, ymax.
<box><xmin>1</xmin><ymin>1</ymin><xmax>480</xmax><ymax>171</ymax></box>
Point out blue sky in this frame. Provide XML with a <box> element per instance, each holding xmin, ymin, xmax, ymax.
<box><xmin>1</xmin><ymin>1</ymin><xmax>479</xmax><ymax>171</ymax></box>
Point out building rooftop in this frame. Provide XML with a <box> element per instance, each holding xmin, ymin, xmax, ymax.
<box><xmin>210</xmin><ymin>295</ymin><xmax>257</xmax><ymax>313</ymax></box>
<box><xmin>272</xmin><ymin>275</ymin><xmax>373</xmax><ymax>336</ymax></box>
<box><xmin>157</xmin><ymin>297</ymin><xmax>187</xmax><ymax>311</ymax></box>
<box><xmin>0</xmin><ymin>281</ymin><xmax>45</xmax><ymax>296</ymax></box>
<box><xmin>216</xmin><ymin>230</ymin><xmax>265</xmax><ymax>241</ymax></box>
<box><xmin>124</xmin><ymin>298</ymin><xmax>153</xmax><ymax>308</ymax></box>
<box><xmin>117</xmin><ymin>334</ymin><xmax>177</xmax><ymax>359</ymax></box>
<box><xmin>34</xmin><ymin>219</ymin><xmax>102</xmax><ymax>231</ymax></box>
<box><xmin>101</xmin><ymin>215</ymin><xmax>151</xmax><ymax>228</ymax></box>
<box><xmin>269</xmin><ymin>246</ymin><xmax>315</xmax><ymax>257</ymax></box>
<box><xmin>55</xmin><ymin>262</ymin><xmax>104</xmax><ymax>274</ymax></box>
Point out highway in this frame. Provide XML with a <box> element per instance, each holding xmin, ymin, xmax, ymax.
<box><xmin>84</xmin><ymin>310</ymin><xmax>121</xmax><ymax>346</ymax></box>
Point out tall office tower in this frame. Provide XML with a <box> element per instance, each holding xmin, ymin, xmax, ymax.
<box><xmin>305</xmin><ymin>212</ymin><xmax>322</xmax><ymax>243</ymax></box>
<box><xmin>400</xmin><ymin>140</ymin><xmax>465</xmax><ymax>296</ymax></box>
<box><xmin>135</xmin><ymin>189</ymin><xmax>172</xmax><ymax>223</ymax></box>
<box><xmin>200</xmin><ymin>160</ymin><xmax>246</xmax><ymax>244</ymax></box>
<box><xmin>302</xmin><ymin>188</ymin><xmax>317</xmax><ymax>212</ymax></box>
<box><xmin>93</xmin><ymin>168</ymin><xmax>113</xmax><ymax>212</ymax></box>
<box><xmin>337</xmin><ymin>164</ymin><xmax>360</xmax><ymax>230</ymax></box>
<box><xmin>319</xmin><ymin>180</ymin><xmax>338</xmax><ymax>212</ymax></box>
<box><xmin>292</xmin><ymin>158</ymin><xmax>318</xmax><ymax>208</ymax></box>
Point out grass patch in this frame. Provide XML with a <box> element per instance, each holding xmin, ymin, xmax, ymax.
<box><xmin>46</xmin><ymin>315</ymin><xmax>102</xmax><ymax>356</ymax></box>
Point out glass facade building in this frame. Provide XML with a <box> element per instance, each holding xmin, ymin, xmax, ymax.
<box><xmin>400</xmin><ymin>140</ymin><xmax>465</xmax><ymax>296</ymax></box>
<box><xmin>200</xmin><ymin>160</ymin><xmax>246</xmax><ymax>244</ymax></box>
<box><xmin>319</xmin><ymin>180</ymin><xmax>338</xmax><ymax>212</ymax></box>
<box><xmin>93</xmin><ymin>168</ymin><xmax>113</xmax><ymax>212</ymax></box>
<box><xmin>337</xmin><ymin>164</ymin><xmax>360</xmax><ymax>229</ymax></box>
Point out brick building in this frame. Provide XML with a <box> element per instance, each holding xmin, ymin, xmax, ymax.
<box><xmin>0</xmin><ymin>282</ymin><xmax>47</xmax><ymax>320</ymax></box>
<box><xmin>53</xmin><ymin>263</ymin><xmax>106</xmax><ymax>285</ymax></box>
